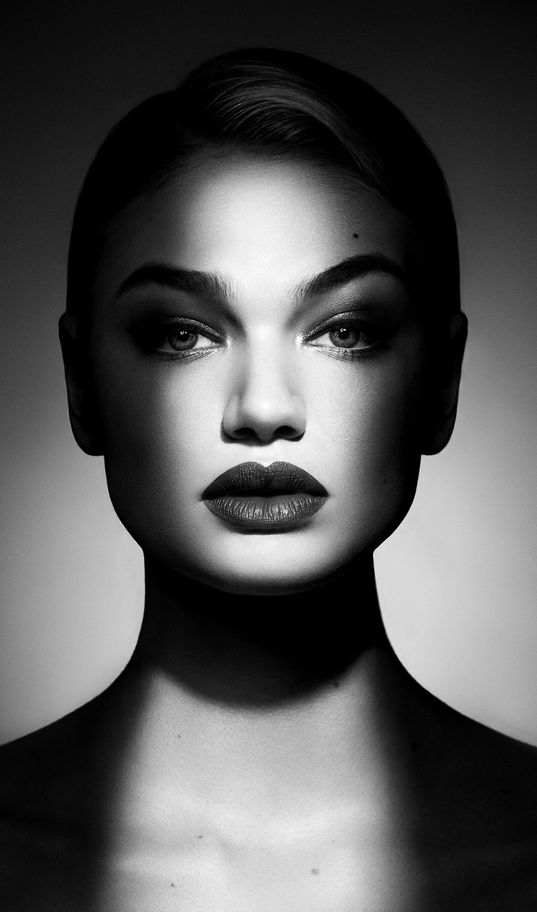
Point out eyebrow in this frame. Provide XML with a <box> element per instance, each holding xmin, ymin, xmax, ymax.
<box><xmin>115</xmin><ymin>263</ymin><xmax>235</xmax><ymax>303</ymax></box>
<box><xmin>292</xmin><ymin>252</ymin><xmax>409</xmax><ymax>301</ymax></box>
<box><xmin>114</xmin><ymin>253</ymin><xmax>409</xmax><ymax>307</ymax></box>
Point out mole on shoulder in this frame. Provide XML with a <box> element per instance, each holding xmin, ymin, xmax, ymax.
<box><xmin>311</xmin><ymin>867</ymin><xmax>320</xmax><ymax>875</ymax></box>
<box><xmin>352</xmin><ymin>232</ymin><xmax>359</xmax><ymax>238</ymax></box>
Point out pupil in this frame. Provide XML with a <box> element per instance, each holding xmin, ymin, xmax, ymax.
<box><xmin>169</xmin><ymin>329</ymin><xmax>197</xmax><ymax>351</ymax></box>
<box><xmin>329</xmin><ymin>326</ymin><xmax>360</xmax><ymax>348</ymax></box>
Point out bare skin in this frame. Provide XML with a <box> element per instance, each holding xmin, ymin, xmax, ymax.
<box><xmin>2</xmin><ymin>157</ymin><xmax>536</xmax><ymax>909</ymax></box>
<box><xmin>1</xmin><ymin>561</ymin><xmax>537</xmax><ymax>911</ymax></box>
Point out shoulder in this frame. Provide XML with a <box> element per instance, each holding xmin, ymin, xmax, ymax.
<box><xmin>448</xmin><ymin>711</ymin><xmax>537</xmax><ymax>812</ymax></box>
<box><xmin>0</xmin><ymin>693</ymin><xmax>113</xmax><ymax>912</ymax></box>
<box><xmin>0</xmin><ymin>660</ymin><xmax>141</xmax><ymax>831</ymax></box>
<box><xmin>421</xmin><ymin>692</ymin><xmax>537</xmax><ymax>825</ymax></box>
<box><xmin>418</xmin><ymin>703</ymin><xmax>537</xmax><ymax>908</ymax></box>
<box><xmin>0</xmin><ymin>692</ymin><xmax>104</xmax><ymax>818</ymax></box>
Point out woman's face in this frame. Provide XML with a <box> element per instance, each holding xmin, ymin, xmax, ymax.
<box><xmin>87</xmin><ymin>156</ymin><xmax>428</xmax><ymax>594</ymax></box>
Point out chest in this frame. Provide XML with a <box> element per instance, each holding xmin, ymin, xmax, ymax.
<box><xmin>95</xmin><ymin>827</ymin><xmax>422</xmax><ymax>912</ymax></box>
<box><xmin>0</xmin><ymin>811</ymin><xmax>421</xmax><ymax>912</ymax></box>
<box><xmin>101</xmin><ymin>837</ymin><xmax>537</xmax><ymax>912</ymax></box>
<box><xmin>2</xmin><ymin>815</ymin><xmax>537</xmax><ymax>912</ymax></box>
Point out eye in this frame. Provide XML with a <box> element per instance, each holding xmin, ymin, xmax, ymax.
<box><xmin>306</xmin><ymin>316</ymin><xmax>380</xmax><ymax>357</ymax></box>
<box><xmin>133</xmin><ymin>317</ymin><xmax>222</xmax><ymax>358</ymax></box>
<box><xmin>323</xmin><ymin>326</ymin><xmax>368</xmax><ymax>349</ymax></box>
<box><xmin>162</xmin><ymin>326</ymin><xmax>212</xmax><ymax>352</ymax></box>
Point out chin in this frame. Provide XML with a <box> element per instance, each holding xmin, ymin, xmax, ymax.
<box><xmin>166</xmin><ymin>532</ymin><xmax>365</xmax><ymax>597</ymax></box>
<box><xmin>193</xmin><ymin>568</ymin><xmax>330</xmax><ymax>598</ymax></box>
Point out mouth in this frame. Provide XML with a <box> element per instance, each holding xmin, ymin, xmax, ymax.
<box><xmin>201</xmin><ymin>461</ymin><xmax>328</xmax><ymax>532</ymax></box>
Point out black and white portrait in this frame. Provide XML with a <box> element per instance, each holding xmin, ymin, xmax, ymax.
<box><xmin>1</xmin><ymin>2</ymin><xmax>537</xmax><ymax>908</ymax></box>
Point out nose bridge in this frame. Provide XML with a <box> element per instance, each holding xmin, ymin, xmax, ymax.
<box><xmin>243</xmin><ymin>328</ymin><xmax>294</xmax><ymax>402</ymax></box>
<box><xmin>222</xmin><ymin>329</ymin><xmax>306</xmax><ymax>442</ymax></box>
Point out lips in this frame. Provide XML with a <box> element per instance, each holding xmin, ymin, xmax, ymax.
<box><xmin>202</xmin><ymin>461</ymin><xmax>328</xmax><ymax>531</ymax></box>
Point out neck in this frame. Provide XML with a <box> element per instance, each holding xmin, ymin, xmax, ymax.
<box><xmin>98</xmin><ymin>558</ymin><xmax>431</xmax><ymax>830</ymax></box>
<box><xmin>132</xmin><ymin>555</ymin><xmax>388</xmax><ymax>706</ymax></box>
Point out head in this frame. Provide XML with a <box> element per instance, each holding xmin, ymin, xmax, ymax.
<box><xmin>60</xmin><ymin>48</ymin><xmax>467</xmax><ymax>595</ymax></box>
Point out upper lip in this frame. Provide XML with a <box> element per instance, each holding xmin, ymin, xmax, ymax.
<box><xmin>202</xmin><ymin>462</ymin><xmax>328</xmax><ymax>499</ymax></box>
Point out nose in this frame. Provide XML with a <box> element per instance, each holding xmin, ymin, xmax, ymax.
<box><xmin>222</xmin><ymin>343</ymin><xmax>306</xmax><ymax>444</ymax></box>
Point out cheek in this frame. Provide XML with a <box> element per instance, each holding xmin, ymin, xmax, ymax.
<box><xmin>93</xmin><ymin>357</ymin><xmax>221</xmax><ymax>526</ymax></box>
<box><xmin>306</xmin><ymin>356</ymin><xmax>424</xmax><ymax>543</ymax></box>
<box><xmin>308</xmin><ymin>354</ymin><xmax>423</xmax><ymax>466</ymax></box>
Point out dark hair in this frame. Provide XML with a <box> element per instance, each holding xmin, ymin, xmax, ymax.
<box><xmin>66</xmin><ymin>47</ymin><xmax>460</xmax><ymax>330</ymax></box>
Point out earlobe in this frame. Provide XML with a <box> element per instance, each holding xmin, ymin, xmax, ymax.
<box><xmin>58</xmin><ymin>312</ymin><xmax>104</xmax><ymax>456</ymax></box>
<box><xmin>421</xmin><ymin>311</ymin><xmax>468</xmax><ymax>456</ymax></box>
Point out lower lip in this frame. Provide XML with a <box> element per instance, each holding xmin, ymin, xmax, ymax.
<box><xmin>203</xmin><ymin>493</ymin><xmax>327</xmax><ymax>531</ymax></box>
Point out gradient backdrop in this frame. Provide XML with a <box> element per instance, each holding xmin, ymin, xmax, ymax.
<box><xmin>1</xmin><ymin>0</ymin><xmax>536</xmax><ymax>744</ymax></box>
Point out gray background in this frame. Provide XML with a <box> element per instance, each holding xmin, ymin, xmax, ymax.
<box><xmin>2</xmin><ymin>0</ymin><xmax>537</xmax><ymax>744</ymax></box>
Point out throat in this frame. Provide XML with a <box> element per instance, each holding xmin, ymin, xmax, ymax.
<box><xmin>133</xmin><ymin>555</ymin><xmax>386</xmax><ymax>706</ymax></box>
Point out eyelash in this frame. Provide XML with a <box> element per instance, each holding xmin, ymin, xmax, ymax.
<box><xmin>304</xmin><ymin>315</ymin><xmax>389</xmax><ymax>360</ymax></box>
<box><xmin>131</xmin><ymin>313</ymin><xmax>389</xmax><ymax>362</ymax></box>
<box><xmin>131</xmin><ymin>317</ymin><xmax>223</xmax><ymax>360</ymax></box>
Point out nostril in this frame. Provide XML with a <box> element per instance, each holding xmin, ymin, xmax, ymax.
<box><xmin>223</xmin><ymin>423</ymin><xmax>304</xmax><ymax>443</ymax></box>
<box><xmin>232</xmin><ymin>426</ymin><xmax>254</xmax><ymax>440</ymax></box>
<box><xmin>279</xmin><ymin>425</ymin><xmax>304</xmax><ymax>440</ymax></box>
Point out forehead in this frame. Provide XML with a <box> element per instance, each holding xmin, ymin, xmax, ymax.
<box><xmin>94</xmin><ymin>156</ymin><xmax>420</xmax><ymax>306</ymax></box>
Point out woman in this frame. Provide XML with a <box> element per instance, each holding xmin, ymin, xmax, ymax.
<box><xmin>1</xmin><ymin>47</ymin><xmax>536</xmax><ymax>911</ymax></box>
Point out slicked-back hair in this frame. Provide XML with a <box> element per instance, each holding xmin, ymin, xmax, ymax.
<box><xmin>66</xmin><ymin>47</ymin><xmax>460</xmax><ymax>333</ymax></box>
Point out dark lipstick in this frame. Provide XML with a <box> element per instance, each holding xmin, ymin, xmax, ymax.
<box><xmin>202</xmin><ymin>461</ymin><xmax>328</xmax><ymax>531</ymax></box>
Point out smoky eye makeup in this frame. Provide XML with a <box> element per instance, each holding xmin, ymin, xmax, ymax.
<box><xmin>302</xmin><ymin>302</ymin><xmax>407</xmax><ymax>361</ymax></box>
<box><xmin>119</xmin><ymin>271</ymin><xmax>413</xmax><ymax>362</ymax></box>
<box><xmin>129</xmin><ymin>313</ymin><xmax>225</xmax><ymax>360</ymax></box>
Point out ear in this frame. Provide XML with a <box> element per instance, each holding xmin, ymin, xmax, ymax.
<box><xmin>58</xmin><ymin>312</ymin><xmax>104</xmax><ymax>456</ymax></box>
<box><xmin>421</xmin><ymin>311</ymin><xmax>468</xmax><ymax>456</ymax></box>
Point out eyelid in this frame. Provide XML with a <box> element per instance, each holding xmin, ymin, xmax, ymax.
<box><xmin>118</xmin><ymin>289</ymin><xmax>242</xmax><ymax>333</ymax></box>
<box><xmin>303</xmin><ymin>309</ymin><xmax>378</xmax><ymax>341</ymax></box>
<box><xmin>160</xmin><ymin>316</ymin><xmax>222</xmax><ymax>337</ymax></box>
<box><xmin>129</xmin><ymin>314</ymin><xmax>226</xmax><ymax>361</ymax></box>
<box><xmin>136</xmin><ymin>314</ymin><xmax>224</xmax><ymax>342</ymax></box>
